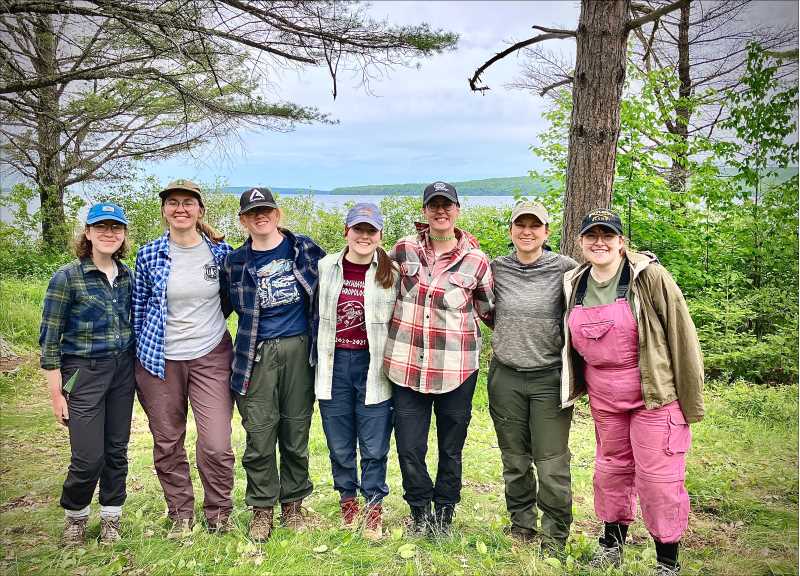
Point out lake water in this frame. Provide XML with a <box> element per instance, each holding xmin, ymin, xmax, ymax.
<box><xmin>284</xmin><ymin>194</ymin><xmax>517</xmax><ymax>209</ymax></box>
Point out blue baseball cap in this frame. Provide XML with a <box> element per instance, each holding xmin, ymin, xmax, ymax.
<box><xmin>86</xmin><ymin>203</ymin><xmax>128</xmax><ymax>226</ymax></box>
<box><xmin>345</xmin><ymin>203</ymin><xmax>384</xmax><ymax>231</ymax></box>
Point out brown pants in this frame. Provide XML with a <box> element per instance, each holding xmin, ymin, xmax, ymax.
<box><xmin>135</xmin><ymin>333</ymin><xmax>235</xmax><ymax>523</ymax></box>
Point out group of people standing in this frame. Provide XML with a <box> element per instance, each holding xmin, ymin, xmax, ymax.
<box><xmin>40</xmin><ymin>178</ymin><xmax>703</xmax><ymax>575</ymax></box>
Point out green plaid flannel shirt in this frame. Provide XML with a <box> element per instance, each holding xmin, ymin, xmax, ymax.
<box><xmin>39</xmin><ymin>258</ymin><xmax>134</xmax><ymax>369</ymax></box>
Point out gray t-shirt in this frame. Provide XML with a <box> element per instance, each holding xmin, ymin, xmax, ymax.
<box><xmin>491</xmin><ymin>250</ymin><xmax>578</xmax><ymax>371</ymax></box>
<box><xmin>164</xmin><ymin>240</ymin><xmax>227</xmax><ymax>360</ymax></box>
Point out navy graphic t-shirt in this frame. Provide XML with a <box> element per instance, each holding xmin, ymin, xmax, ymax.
<box><xmin>253</xmin><ymin>236</ymin><xmax>308</xmax><ymax>341</ymax></box>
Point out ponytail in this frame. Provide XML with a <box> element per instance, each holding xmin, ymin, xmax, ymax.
<box><xmin>375</xmin><ymin>246</ymin><xmax>397</xmax><ymax>289</ymax></box>
<box><xmin>197</xmin><ymin>220</ymin><xmax>225</xmax><ymax>243</ymax></box>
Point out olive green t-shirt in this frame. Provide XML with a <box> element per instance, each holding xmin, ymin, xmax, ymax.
<box><xmin>583</xmin><ymin>258</ymin><xmax>636</xmax><ymax>312</ymax></box>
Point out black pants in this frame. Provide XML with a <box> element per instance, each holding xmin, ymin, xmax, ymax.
<box><xmin>59</xmin><ymin>350</ymin><xmax>135</xmax><ymax>511</ymax></box>
<box><xmin>393</xmin><ymin>371</ymin><xmax>477</xmax><ymax>508</ymax></box>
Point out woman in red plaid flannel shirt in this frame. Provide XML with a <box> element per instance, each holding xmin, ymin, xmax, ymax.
<box><xmin>383</xmin><ymin>181</ymin><xmax>494</xmax><ymax>537</ymax></box>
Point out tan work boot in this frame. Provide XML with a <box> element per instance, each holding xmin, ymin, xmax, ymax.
<box><xmin>62</xmin><ymin>516</ymin><xmax>88</xmax><ymax>547</ymax></box>
<box><xmin>363</xmin><ymin>503</ymin><xmax>383</xmax><ymax>541</ymax></box>
<box><xmin>166</xmin><ymin>517</ymin><xmax>193</xmax><ymax>539</ymax></box>
<box><xmin>207</xmin><ymin>514</ymin><xmax>234</xmax><ymax>534</ymax></box>
<box><xmin>281</xmin><ymin>500</ymin><xmax>307</xmax><ymax>532</ymax></box>
<box><xmin>249</xmin><ymin>507</ymin><xmax>274</xmax><ymax>542</ymax></box>
<box><xmin>99</xmin><ymin>516</ymin><xmax>122</xmax><ymax>544</ymax></box>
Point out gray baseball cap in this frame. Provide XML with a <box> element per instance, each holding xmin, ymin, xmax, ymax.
<box><xmin>345</xmin><ymin>202</ymin><xmax>384</xmax><ymax>230</ymax></box>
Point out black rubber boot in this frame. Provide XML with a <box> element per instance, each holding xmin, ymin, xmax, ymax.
<box><xmin>655</xmin><ymin>539</ymin><xmax>681</xmax><ymax>574</ymax></box>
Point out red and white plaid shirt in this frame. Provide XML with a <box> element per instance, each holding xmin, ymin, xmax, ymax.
<box><xmin>383</xmin><ymin>223</ymin><xmax>494</xmax><ymax>394</ymax></box>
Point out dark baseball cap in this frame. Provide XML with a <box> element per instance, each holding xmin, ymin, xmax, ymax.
<box><xmin>579</xmin><ymin>208</ymin><xmax>624</xmax><ymax>236</ymax></box>
<box><xmin>239</xmin><ymin>187</ymin><xmax>278</xmax><ymax>215</ymax></box>
<box><xmin>159</xmin><ymin>179</ymin><xmax>204</xmax><ymax>206</ymax></box>
<box><xmin>423</xmin><ymin>181</ymin><xmax>459</xmax><ymax>206</ymax></box>
<box><xmin>345</xmin><ymin>203</ymin><xmax>384</xmax><ymax>231</ymax></box>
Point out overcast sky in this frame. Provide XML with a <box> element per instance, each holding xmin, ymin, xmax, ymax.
<box><xmin>141</xmin><ymin>1</ymin><xmax>797</xmax><ymax>191</ymax></box>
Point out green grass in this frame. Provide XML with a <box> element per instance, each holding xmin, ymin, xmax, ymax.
<box><xmin>1</xmin><ymin>278</ymin><xmax>797</xmax><ymax>575</ymax></box>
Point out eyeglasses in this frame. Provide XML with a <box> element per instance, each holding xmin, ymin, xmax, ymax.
<box><xmin>165</xmin><ymin>198</ymin><xmax>199</xmax><ymax>210</ymax></box>
<box><xmin>91</xmin><ymin>223</ymin><xmax>125</xmax><ymax>234</ymax></box>
<box><xmin>425</xmin><ymin>200</ymin><xmax>456</xmax><ymax>212</ymax></box>
<box><xmin>582</xmin><ymin>232</ymin><xmax>620</xmax><ymax>245</ymax></box>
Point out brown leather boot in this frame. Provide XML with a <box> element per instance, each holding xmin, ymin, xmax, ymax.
<box><xmin>249</xmin><ymin>507</ymin><xmax>273</xmax><ymax>542</ymax></box>
<box><xmin>340</xmin><ymin>497</ymin><xmax>360</xmax><ymax>528</ymax></box>
<box><xmin>280</xmin><ymin>500</ymin><xmax>307</xmax><ymax>531</ymax></box>
<box><xmin>62</xmin><ymin>516</ymin><xmax>88</xmax><ymax>547</ymax></box>
<box><xmin>363</xmin><ymin>503</ymin><xmax>383</xmax><ymax>541</ymax></box>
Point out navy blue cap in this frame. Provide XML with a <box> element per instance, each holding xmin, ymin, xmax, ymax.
<box><xmin>345</xmin><ymin>203</ymin><xmax>384</xmax><ymax>231</ymax></box>
<box><xmin>86</xmin><ymin>203</ymin><xmax>128</xmax><ymax>226</ymax></box>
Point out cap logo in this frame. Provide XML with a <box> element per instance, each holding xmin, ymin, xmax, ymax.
<box><xmin>175</xmin><ymin>179</ymin><xmax>185</xmax><ymax>185</ymax></box>
<box><xmin>433</xmin><ymin>182</ymin><xmax>448</xmax><ymax>191</ymax></box>
<box><xmin>249</xmin><ymin>188</ymin><xmax>266</xmax><ymax>201</ymax></box>
<box><xmin>358</xmin><ymin>207</ymin><xmax>373</xmax><ymax>216</ymax></box>
<box><xmin>102</xmin><ymin>205</ymin><xmax>114</xmax><ymax>212</ymax></box>
<box><xmin>590</xmin><ymin>209</ymin><xmax>615</xmax><ymax>222</ymax></box>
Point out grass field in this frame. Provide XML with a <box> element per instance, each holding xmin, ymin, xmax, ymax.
<box><xmin>0</xmin><ymin>277</ymin><xmax>797</xmax><ymax>575</ymax></box>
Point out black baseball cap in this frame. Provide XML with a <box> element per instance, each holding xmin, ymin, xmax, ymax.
<box><xmin>423</xmin><ymin>181</ymin><xmax>459</xmax><ymax>206</ymax></box>
<box><xmin>239</xmin><ymin>187</ymin><xmax>278</xmax><ymax>215</ymax></box>
<box><xmin>579</xmin><ymin>208</ymin><xmax>624</xmax><ymax>236</ymax></box>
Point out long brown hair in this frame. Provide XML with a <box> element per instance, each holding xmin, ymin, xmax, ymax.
<box><xmin>74</xmin><ymin>226</ymin><xmax>129</xmax><ymax>260</ymax></box>
<box><xmin>375</xmin><ymin>246</ymin><xmax>397</xmax><ymax>289</ymax></box>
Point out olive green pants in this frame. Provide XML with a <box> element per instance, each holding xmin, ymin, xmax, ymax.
<box><xmin>487</xmin><ymin>358</ymin><xmax>574</xmax><ymax>541</ymax></box>
<box><xmin>235</xmin><ymin>335</ymin><xmax>315</xmax><ymax>508</ymax></box>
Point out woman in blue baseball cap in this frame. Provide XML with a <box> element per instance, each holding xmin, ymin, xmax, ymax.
<box><xmin>39</xmin><ymin>203</ymin><xmax>135</xmax><ymax>546</ymax></box>
<box><xmin>315</xmin><ymin>203</ymin><xmax>398</xmax><ymax>540</ymax></box>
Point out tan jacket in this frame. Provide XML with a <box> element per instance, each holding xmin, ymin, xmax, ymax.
<box><xmin>560</xmin><ymin>250</ymin><xmax>705</xmax><ymax>423</ymax></box>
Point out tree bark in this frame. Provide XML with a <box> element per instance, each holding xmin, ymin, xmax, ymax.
<box><xmin>668</xmin><ymin>1</ymin><xmax>691</xmax><ymax>196</ymax></box>
<box><xmin>561</xmin><ymin>0</ymin><xmax>630</xmax><ymax>260</ymax></box>
<box><xmin>31</xmin><ymin>15</ymin><xmax>67</xmax><ymax>252</ymax></box>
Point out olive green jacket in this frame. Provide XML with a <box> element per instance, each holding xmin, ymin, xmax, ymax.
<box><xmin>559</xmin><ymin>250</ymin><xmax>705</xmax><ymax>423</ymax></box>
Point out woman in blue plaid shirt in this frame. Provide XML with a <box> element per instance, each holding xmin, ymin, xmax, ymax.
<box><xmin>132</xmin><ymin>180</ymin><xmax>235</xmax><ymax>538</ymax></box>
<box><xmin>39</xmin><ymin>203</ymin><xmax>135</xmax><ymax>547</ymax></box>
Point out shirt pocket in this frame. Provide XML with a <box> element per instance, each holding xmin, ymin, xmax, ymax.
<box><xmin>399</xmin><ymin>261</ymin><xmax>421</xmax><ymax>299</ymax></box>
<box><xmin>442</xmin><ymin>272</ymin><xmax>477</xmax><ymax>310</ymax></box>
<box><xmin>372</xmin><ymin>289</ymin><xmax>397</xmax><ymax>324</ymax></box>
<box><xmin>77</xmin><ymin>293</ymin><xmax>106</xmax><ymax>322</ymax></box>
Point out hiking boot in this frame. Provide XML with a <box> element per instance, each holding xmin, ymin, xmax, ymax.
<box><xmin>654</xmin><ymin>562</ymin><xmax>682</xmax><ymax>576</ymax></box>
<box><xmin>207</xmin><ymin>515</ymin><xmax>234</xmax><ymax>534</ymax></box>
<box><xmin>166</xmin><ymin>517</ymin><xmax>194</xmax><ymax>539</ymax></box>
<box><xmin>340</xmin><ymin>497</ymin><xmax>360</xmax><ymax>528</ymax></box>
<box><xmin>363</xmin><ymin>503</ymin><xmax>383</xmax><ymax>541</ymax></box>
<box><xmin>249</xmin><ymin>507</ymin><xmax>273</xmax><ymax>542</ymax></box>
<box><xmin>280</xmin><ymin>500</ymin><xmax>307</xmax><ymax>531</ymax></box>
<box><xmin>432</xmin><ymin>504</ymin><xmax>455</xmax><ymax>537</ymax></box>
<box><xmin>99</xmin><ymin>516</ymin><xmax>121</xmax><ymax>544</ymax></box>
<box><xmin>62</xmin><ymin>516</ymin><xmax>88</xmax><ymax>547</ymax></box>
<box><xmin>541</xmin><ymin>536</ymin><xmax>567</xmax><ymax>558</ymax></box>
<box><xmin>589</xmin><ymin>543</ymin><xmax>623</xmax><ymax>569</ymax></box>
<box><xmin>509</xmin><ymin>525</ymin><xmax>537</xmax><ymax>544</ymax></box>
<box><xmin>407</xmin><ymin>503</ymin><xmax>432</xmax><ymax>537</ymax></box>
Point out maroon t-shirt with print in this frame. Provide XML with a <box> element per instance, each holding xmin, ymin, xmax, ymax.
<box><xmin>336</xmin><ymin>259</ymin><xmax>370</xmax><ymax>349</ymax></box>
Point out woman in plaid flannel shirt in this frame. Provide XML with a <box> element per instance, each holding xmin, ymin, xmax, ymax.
<box><xmin>383</xmin><ymin>181</ymin><xmax>494</xmax><ymax>537</ymax></box>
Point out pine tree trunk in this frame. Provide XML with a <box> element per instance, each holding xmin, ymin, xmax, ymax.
<box><xmin>561</xmin><ymin>0</ymin><xmax>630</xmax><ymax>260</ymax></box>
<box><xmin>668</xmin><ymin>1</ymin><xmax>691</xmax><ymax>198</ymax></box>
<box><xmin>32</xmin><ymin>15</ymin><xmax>67</xmax><ymax>252</ymax></box>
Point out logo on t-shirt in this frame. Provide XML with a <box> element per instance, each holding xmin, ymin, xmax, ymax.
<box><xmin>337</xmin><ymin>300</ymin><xmax>365</xmax><ymax>332</ymax></box>
<box><xmin>204</xmin><ymin>262</ymin><xmax>219</xmax><ymax>282</ymax></box>
<box><xmin>256</xmin><ymin>259</ymin><xmax>300</xmax><ymax>308</ymax></box>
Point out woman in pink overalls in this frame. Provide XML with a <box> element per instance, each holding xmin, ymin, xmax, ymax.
<box><xmin>561</xmin><ymin>209</ymin><xmax>704</xmax><ymax>576</ymax></box>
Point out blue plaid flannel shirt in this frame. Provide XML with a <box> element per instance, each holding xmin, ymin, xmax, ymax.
<box><xmin>133</xmin><ymin>232</ymin><xmax>233</xmax><ymax>379</ymax></box>
<box><xmin>222</xmin><ymin>230</ymin><xmax>325</xmax><ymax>395</ymax></box>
